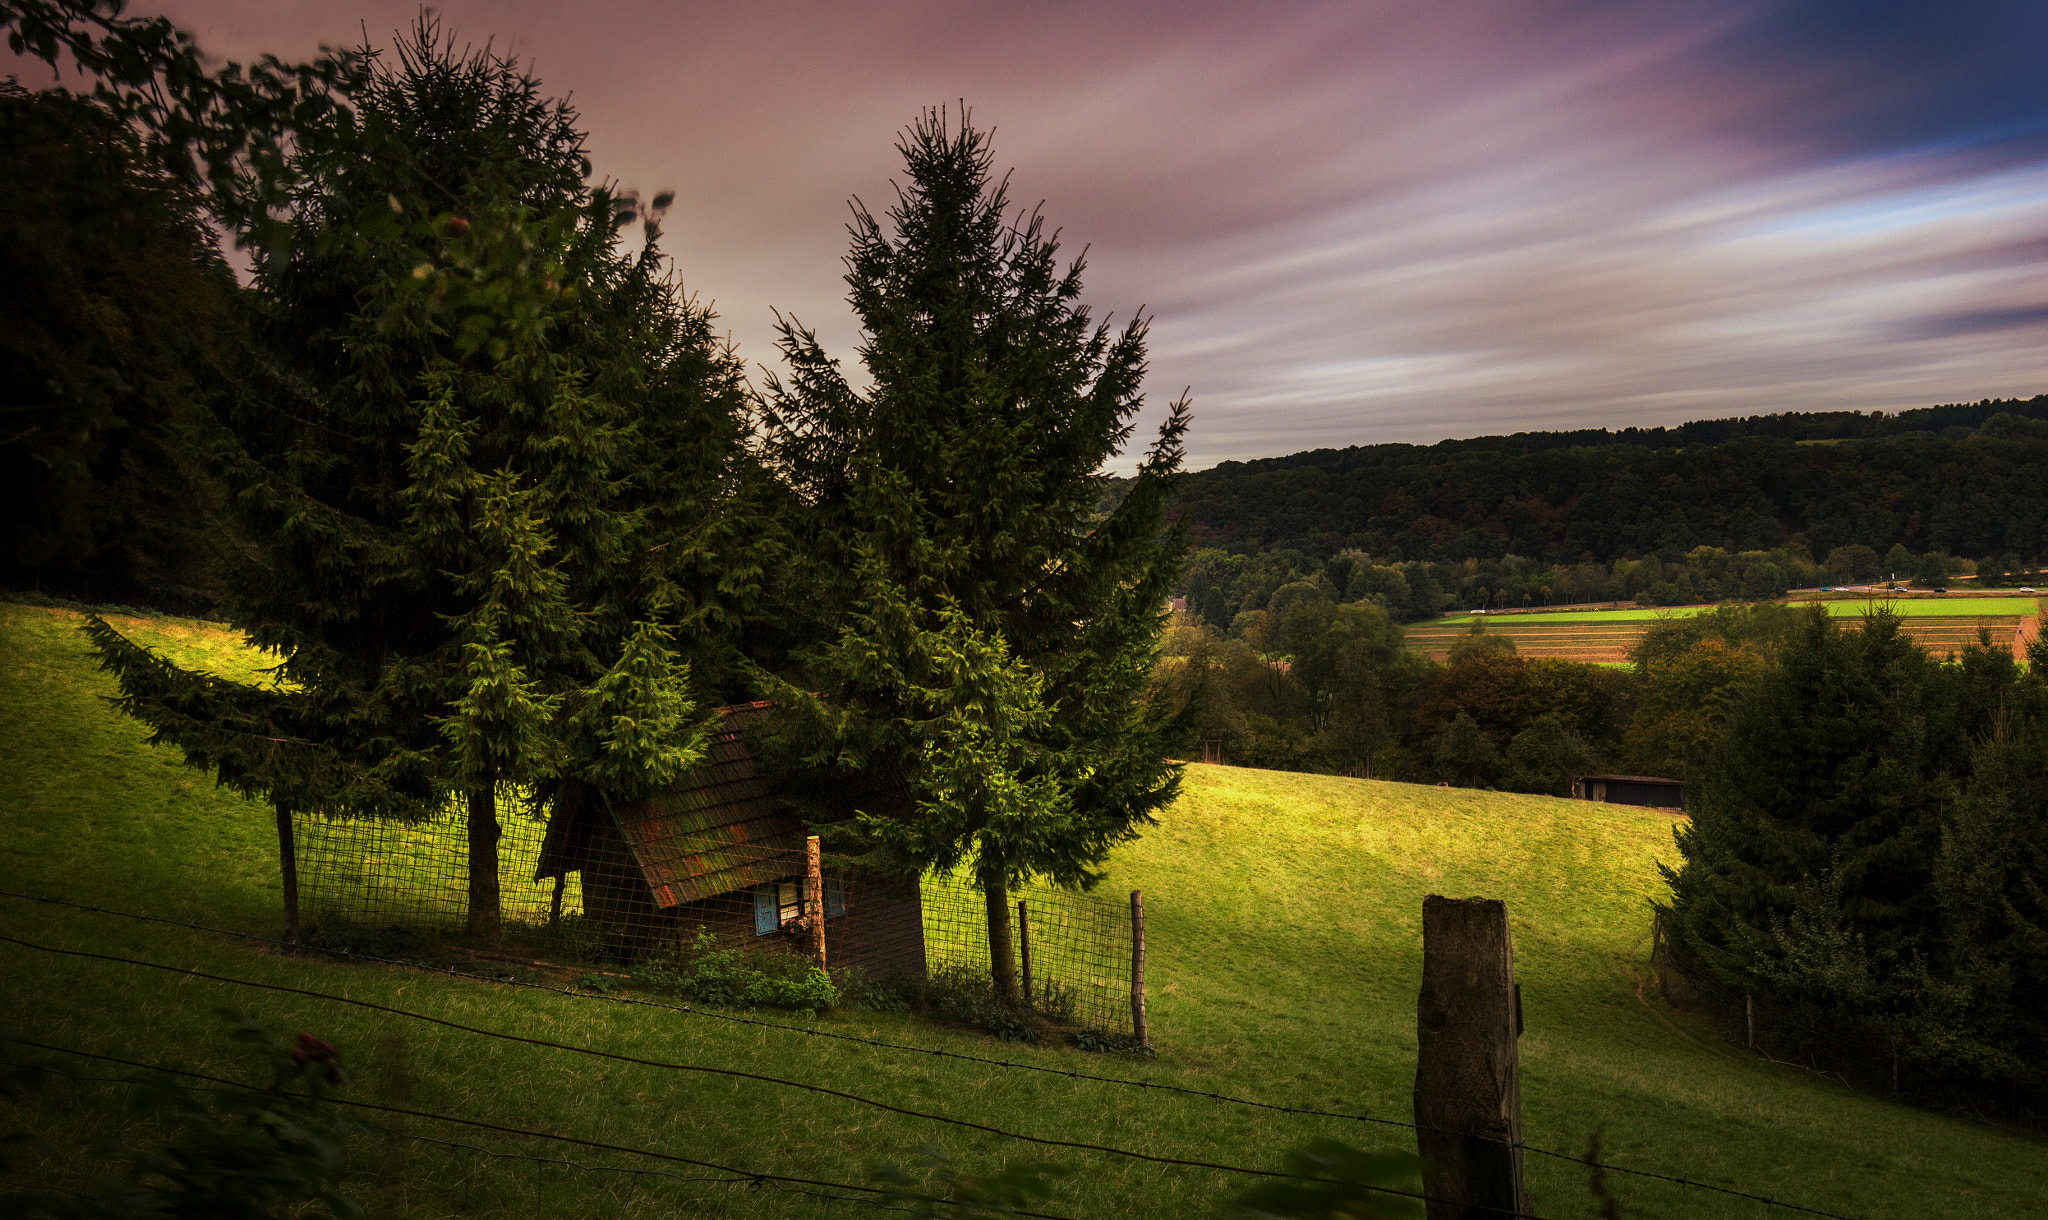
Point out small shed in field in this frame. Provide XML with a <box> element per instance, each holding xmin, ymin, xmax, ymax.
<box><xmin>533</xmin><ymin>702</ymin><xmax>925</xmax><ymax>975</ymax></box>
<box><xmin>1571</xmin><ymin>774</ymin><xmax>1685</xmax><ymax>811</ymax></box>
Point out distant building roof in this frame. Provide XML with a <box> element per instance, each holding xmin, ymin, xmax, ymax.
<box><xmin>1577</xmin><ymin>774</ymin><xmax>1682</xmax><ymax>785</ymax></box>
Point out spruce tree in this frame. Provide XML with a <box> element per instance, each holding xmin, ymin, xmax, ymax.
<box><xmin>761</xmin><ymin>108</ymin><xmax>1190</xmax><ymax>1002</ymax></box>
<box><xmin>87</xmin><ymin>25</ymin><xmax>756</xmax><ymax>943</ymax></box>
<box><xmin>1658</xmin><ymin>607</ymin><xmax>1978</xmax><ymax>1066</ymax></box>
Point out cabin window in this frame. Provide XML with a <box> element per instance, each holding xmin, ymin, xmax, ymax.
<box><xmin>754</xmin><ymin>879</ymin><xmax>849</xmax><ymax>935</ymax></box>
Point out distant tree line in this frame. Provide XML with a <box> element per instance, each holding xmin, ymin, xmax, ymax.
<box><xmin>1175</xmin><ymin>537</ymin><xmax>2023</xmax><ymax>636</ymax></box>
<box><xmin>1150</xmin><ymin>604</ymin><xmax>1638</xmax><ymax>792</ymax></box>
<box><xmin>1145</xmin><ymin>403</ymin><xmax>2048</xmax><ymax>618</ymax></box>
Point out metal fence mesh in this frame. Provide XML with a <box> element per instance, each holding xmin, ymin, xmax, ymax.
<box><xmin>290</xmin><ymin>808</ymin><xmax>1137</xmax><ymax>1037</ymax></box>
<box><xmin>918</xmin><ymin>873</ymin><xmax>1134</xmax><ymax>1036</ymax></box>
<box><xmin>293</xmin><ymin>808</ymin><xmax>572</xmax><ymax>934</ymax></box>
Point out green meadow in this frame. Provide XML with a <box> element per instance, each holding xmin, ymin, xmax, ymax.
<box><xmin>4</xmin><ymin>602</ymin><xmax>2045</xmax><ymax>1217</ymax></box>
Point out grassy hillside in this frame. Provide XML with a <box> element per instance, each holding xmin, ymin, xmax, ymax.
<box><xmin>3</xmin><ymin>602</ymin><xmax>2045</xmax><ymax>1218</ymax></box>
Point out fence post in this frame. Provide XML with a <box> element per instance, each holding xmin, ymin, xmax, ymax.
<box><xmin>1017</xmin><ymin>899</ymin><xmax>1033</xmax><ymax>1006</ymax></box>
<box><xmin>806</xmin><ymin>835</ymin><xmax>826</xmax><ymax>970</ymax></box>
<box><xmin>1130</xmin><ymin>890</ymin><xmax>1149</xmax><ymax>1048</ymax></box>
<box><xmin>1414</xmin><ymin>894</ymin><xmax>1529</xmax><ymax>1220</ymax></box>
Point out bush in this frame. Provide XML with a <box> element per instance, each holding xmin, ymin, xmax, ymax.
<box><xmin>632</xmin><ymin>930</ymin><xmax>840</xmax><ymax>1015</ymax></box>
<box><xmin>917</xmin><ymin>964</ymin><xmax>1040</xmax><ymax>1041</ymax></box>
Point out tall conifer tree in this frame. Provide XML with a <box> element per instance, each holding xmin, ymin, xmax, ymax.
<box><xmin>88</xmin><ymin>25</ymin><xmax>757</xmax><ymax>943</ymax></box>
<box><xmin>762</xmin><ymin>108</ymin><xmax>1190</xmax><ymax>1002</ymax></box>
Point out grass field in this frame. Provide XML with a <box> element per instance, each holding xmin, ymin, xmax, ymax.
<box><xmin>4</xmin><ymin>602</ymin><xmax>2046</xmax><ymax>1218</ymax></box>
<box><xmin>1407</xmin><ymin>596</ymin><xmax>2044</xmax><ymax>662</ymax></box>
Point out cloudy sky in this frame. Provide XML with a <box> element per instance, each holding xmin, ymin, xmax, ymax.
<box><xmin>67</xmin><ymin>1</ymin><xmax>2048</xmax><ymax>469</ymax></box>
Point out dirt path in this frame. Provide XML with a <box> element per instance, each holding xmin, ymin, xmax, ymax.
<box><xmin>2017</xmin><ymin>615</ymin><xmax>2039</xmax><ymax>665</ymax></box>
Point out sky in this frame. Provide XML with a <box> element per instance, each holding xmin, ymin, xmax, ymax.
<box><xmin>40</xmin><ymin>1</ymin><xmax>2048</xmax><ymax>471</ymax></box>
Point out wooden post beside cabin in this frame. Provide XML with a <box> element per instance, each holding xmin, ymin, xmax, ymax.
<box><xmin>1414</xmin><ymin>894</ymin><xmax>1530</xmax><ymax>1220</ymax></box>
<box><xmin>805</xmin><ymin>835</ymin><xmax>826</xmax><ymax>970</ymax></box>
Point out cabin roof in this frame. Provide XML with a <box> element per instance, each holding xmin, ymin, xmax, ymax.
<box><xmin>609</xmin><ymin>702</ymin><xmax>802</xmax><ymax>907</ymax></box>
<box><xmin>535</xmin><ymin>702</ymin><xmax>908</xmax><ymax>909</ymax></box>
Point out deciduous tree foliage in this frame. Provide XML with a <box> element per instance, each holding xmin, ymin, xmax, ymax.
<box><xmin>760</xmin><ymin>108</ymin><xmax>1190</xmax><ymax>1002</ymax></box>
<box><xmin>85</xmin><ymin>25</ymin><xmax>757</xmax><ymax>944</ymax></box>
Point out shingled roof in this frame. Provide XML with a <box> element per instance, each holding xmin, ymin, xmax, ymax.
<box><xmin>533</xmin><ymin>702</ymin><xmax>805</xmax><ymax>908</ymax></box>
<box><xmin>622</xmin><ymin>701</ymin><xmax>808</xmax><ymax>907</ymax></box>
<box><xmin>535</xmin><ymin>702</ymin><xmax>920</xmax><ymax>910</ymax></box>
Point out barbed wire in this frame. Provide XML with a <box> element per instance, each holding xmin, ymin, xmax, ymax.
<box><xmin>5</xmin><ymin>1042</ymin><xmax>1072</xmax><ymax>1218</ymax></box>
<box><xmin>0</xmin><ymin>889</ymin><xmax>1867</xmax><ymax>1219</ymax></box>
<box><xmin>0</xmin><ymin>934</ymin><xmax>1551</xmax><ymax>1218</ymax></box>
<box><xmin>6</xmin><ymin>1038</ymin><xmax>1548</xmax><ymax>1220</ymax></box>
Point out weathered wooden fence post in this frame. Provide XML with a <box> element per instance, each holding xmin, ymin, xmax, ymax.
<box><xmin>1017</xmin><ymin>899</ymin><xmax>1033</xmax><ymax>1005</ymax></box>
<box><xmin>1130</xmin><ymin>889</ymin><xmax>1149</xmax><ymax>1048</ymax></box>
<box><xmin>806</xmin><ymin>835</ymin><xmax>826</xmax><ymax>970</ymax></box>
<box><xmin>1414</xmin><ymin>894</ymin><xmax>1529</xmax><ymax>1220</ymax></box>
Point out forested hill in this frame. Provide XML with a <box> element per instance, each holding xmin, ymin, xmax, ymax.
<box><xmin>1165</xmin><ymin>394</ymin><xmax>2048</xmax><ymax>565</ymax></box>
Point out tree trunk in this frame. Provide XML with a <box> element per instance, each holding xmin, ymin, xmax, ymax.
<box><xmin>467</xmin><ymin>784</ymin><xmax>502</xmax><ymax>949</ymax></box>
<box><xmin>275</xmin><ymin>806</ymin><xmax>300</xmax><ymax>944</ymax></box>
<box><xmin>981</xmin><ymin>866</ymin><xmax>1019</xmax><ymax>1005</ymax></box>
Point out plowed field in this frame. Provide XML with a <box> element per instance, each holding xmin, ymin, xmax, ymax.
<box><xmin>1407</xmin><ymin>601</ymin><xmax>2041</xmax><ymax>664</ymax></box>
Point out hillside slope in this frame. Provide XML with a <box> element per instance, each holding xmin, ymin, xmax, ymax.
<box><xmin>3</xmin><ymin>602</ymin><xmax>2044</xmax><ymax>1217</ymax></box>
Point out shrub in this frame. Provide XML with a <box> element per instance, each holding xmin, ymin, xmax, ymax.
<box><xmin>633</xmin><ymin>929</ymin><xmax>840</xmax><ymax>1014</ymax></box>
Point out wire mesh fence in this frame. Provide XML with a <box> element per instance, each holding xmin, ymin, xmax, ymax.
<box><xmin>1650</xmin><ymin>922</ymin><xmax>2046</xmax><ymax>1130</ymax></box>
<box><xmin>289</xmin><ymin>804</ymin><xmax>1139</xmax><ymax>1038</ymax></box>
<box><xmin>293</xmin><ymin>807</ymin><xmax>572</xmax><ymax>935</ymax></box>
<box><xmin>919</xmin><ymin>873</ymin><xmax>1135</xmax><ymax>1036</ymax></box>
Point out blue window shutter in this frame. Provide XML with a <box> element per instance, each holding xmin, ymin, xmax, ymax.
<box><xmin>825</xmin><ymin>879</ymin><xmax>847</xmax><ymax>919</ymax></box>
<box><xmin>753</xmin><ymin>885</ymin><xmax>776</xmax><ymax>935</ymax></box>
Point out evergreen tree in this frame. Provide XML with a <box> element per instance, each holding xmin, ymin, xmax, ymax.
<box><xmin>1657</xmin><ymin>606</ymin><xmax>1989</xmax><ymax>1071</ymax></box>
<box><xmin>1931</xmin><ymin>641</ymin><xmax>2048</xmax><ymax>1082</ymax></box>
<box><xmin>0</xmin><ymin>84</ymin><xmax>236</xmax><ymax>611</ymax></box>
<box><xmin>87</xmin><ymin>26</ymin><xmax>756</xmax><ymax>943</ymax></box>
<box><xmin>761</xmin><ymin>108</ymin><xmax>1190</xmax><ymax>1002</ymax></box>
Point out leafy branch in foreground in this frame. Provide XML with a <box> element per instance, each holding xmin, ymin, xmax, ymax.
<box><xmin>3</xmin><ymin>1012</ymin><xmax>360</xmax><ymax>1219</ymax></box>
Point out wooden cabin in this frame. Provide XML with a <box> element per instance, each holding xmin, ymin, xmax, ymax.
<box><xmin>1571</xmin><ymin>773</ymin><xmax>1686</xmax><ymax>812</ymax></box>
<box><xmin>533</xmin><ymin>702</ymin><xmax>925</xmax><ymax>976</ymax></box>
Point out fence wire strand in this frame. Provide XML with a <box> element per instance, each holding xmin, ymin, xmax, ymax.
<box><xmin>0</xmin><ymin>890</ymin><xmax>1866</xmax><ymax>1220</ymax></box>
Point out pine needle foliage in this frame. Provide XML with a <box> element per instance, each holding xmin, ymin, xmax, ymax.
<box><xmin>86</xmin><ymin>22</ymin><xmax>759</xmax><ymax>943</ymax></box>
<box><xmin>760</xmin><ymin>108</ymin><xmax>1192</xmax><ymax>1000</ymax></box>
<box><xmin>1660</xmin><ymin>606</ymin><xmax>2048</xmax><ymax>1088</ymax></box>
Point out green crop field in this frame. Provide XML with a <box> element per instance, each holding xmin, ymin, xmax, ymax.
<box><xmin>4</xmin><ymin>601</ymin><xmax>2046</xmax><ymax>1218</ymax></box>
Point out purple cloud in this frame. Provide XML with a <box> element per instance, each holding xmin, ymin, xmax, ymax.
<box><xmin>113</xmin><ymin>1</ymin><xmax>2048</xmax><ymax>468</ymax></box>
